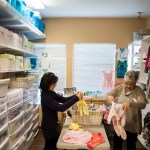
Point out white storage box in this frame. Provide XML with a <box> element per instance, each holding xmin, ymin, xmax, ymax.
<box><xmin>0</xmin><ymin>103</ymin><xmax>7</xmax><ymax>114</ymax></box>
<box><xmin>33</xmin><ymin>106</ymin><xmax>39</xmax><ymax>119</ymax></box>
<box><xmin>23</xmin><ymin>99</ymin><xmax>33</xmax><ymax>111</ymax></box>
<box><xmin>8</xmin><ymin>112</ymin><xmax>24</xmax><ymax>135</ymax></box>
<box><xmin>15</xmin><ymin>56</ymin><xmax>23</xmax><ymax>71</ymax></box>
<box><xmin>24</xmin><ymin>105</ymin><xmax>33</xmax><ymax>123</ymax></box>
<box><xmin>0</xmin><ymin>78</ymin><xmax>10</xmax><ymax>97</ymax></box>
<box><xmin>7</xmin><ymin>102</ymin><xmax>23</xmax><ymax>121</ymax></box>
<box><xmin>9</xmin><ymin>124</ymin><xmax>24</xmax><ymax>149</ymax></box>
<box><xmin>33</xmin><ymin>114</ymin><xmax>39</xmax><ymax>128</ymax></box>
<box><xmin>0</xmin><ymin>111</ymin><xmax>8</xmax><ymax>129</ymax></box>
<box><xmin>0</xmin><ymin>124</ymin><xmax>9</xmax><ymax>146</ymax></box>
<box><xmin>0</xmin><ymin>137</ymin><xmax>10</xmax><ymax>150</ymax></box>
<box><xmin>0</xmin><ymin>26</ymin><xmax>9</xmax><ymax>46</ymax></box>
<box><xmin>11</xmin><ymin>76</ymin><xmax>35</xmax><ymax>89</ymax></box>
<box><xmin>0</xmin><ymin>54</ymin><xmax>15</xmax><ymax>71</ymax></box>
<box><xmin>0</xmin><ymin>96</ymin><xmax>7</xmax><ymax>105</ymax></box>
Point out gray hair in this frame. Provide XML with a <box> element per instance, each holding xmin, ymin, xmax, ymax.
<box><xmin>124</xmin><ymin>70</ymin><xmax>139</xmax><ymax>82</ymax></box>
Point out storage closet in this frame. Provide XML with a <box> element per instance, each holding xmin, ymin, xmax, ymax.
<box><xmin>0</xmin><ymin>0</ymin><xmax>45</xmax><ymax>149</ymax></box>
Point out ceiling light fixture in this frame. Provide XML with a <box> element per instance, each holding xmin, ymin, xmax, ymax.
<box><xmin>137</xmin><ymin>12</ymin><xmax>144</xmax><ymax>19</ymax></box>
<box><xmin>24</xmin><ymin>0</ymin><xmax>45</xmax><ymax>9</ymax></box>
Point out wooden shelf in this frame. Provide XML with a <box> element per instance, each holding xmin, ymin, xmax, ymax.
<box><xmin>0</xmin><ymin>1</ymin><xmax>46</xmax><ymax>40</ymax></box>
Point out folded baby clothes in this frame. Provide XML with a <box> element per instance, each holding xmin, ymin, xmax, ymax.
<box><xmin>87</xmin><ymin>132</ymin><xmax>105</xmax><ymax>149</ymax></box>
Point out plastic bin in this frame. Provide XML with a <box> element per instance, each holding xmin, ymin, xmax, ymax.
<box><xmin>0</xmin><ymin>103</ymin><xmax>7</xmax><ymax>114</ymax></box>
<box><xmin>0</xmin><ymin>78</ymin><xmax>10</xmax><ymax>97</ymax></box>
<box><xmin>0</xmin><ymin>54</ymin><xmax>15</xmax><ymax>71</ymax></box>
<box><xmin>23</xmin><ymin>99</ymin><xmax>33</xmax><ymax>111</ymax></box>
<box><xmin>11</xmin><ymin>135</ymin><xmax>26</xmax><ymax>150</ymax></box>
<box><xmin>0</xmin><ymin>124</ymin><xmax>9</xmax><ymax>146</ymax></box>
<box><xmin>0</xmin><ymin>96</ymin><xmax>7</xmax><ymax>105</ymax></box>
<box><xmin>7</xmin><ymin>102</ymin><xmax>23</xmax><ymax>121</ymax></box>
<box><xmin>39</xmin><ymin>21</ymin><xmax>46</xmax><ymax>33</ymax></box>
<box><xmin>9</xmin><ymin>124</ymin><xmax>24</xmax><ymax>149</ymax></box>
<box><xmin>6</xmin><ymin>89</ymin><xmax>23</xmax><ymax>106</ymax></box>
<box><xmin>0</xmin><ymin>111</ymin><xmax>8</xmax><ymax>129</ymax></box>
<box><xmin>8</xmin><ymin>111</ymin><xmax>24</xmax><ymax>135</ymax></box>
<box><xmin>24</xmin><ymin>105</ymin><xmax>33</xmax><ymax>122</ymax></box>
<box><xmin>25</xmin><ymin>123</ymin><xmax>33</xmax><ymax>141</ymax></box>
<box><xmin>25</xmin><ymin>132</ymin><xmax>34</xmax><ymax>150</ymax></box>
<box><xmin>33</xmin><ymin>122</ymin><xmax>39</xmax><ymax>137</ymax></box>
<box><xmin>0</xmin><ymin>137</ymin><xmax>10</xmax><ymax>150</ymax></box>
<box><xmin>33</xmin><ymin>114</ymin><xmax>39</xmax><ymax>128</ymax></box>
<box><xmin>24</xmin><ymin>114</ymin><xmax>33</xmax><ymax>131</ymax></box>
<box><xmin>33</xmin><ymin>106</ymin><xmax>39</xmax><ymax>119</ymax></box>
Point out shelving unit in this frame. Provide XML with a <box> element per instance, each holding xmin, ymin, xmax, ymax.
<box><xmin>0</xmin><ymin>0</ymin><xmax>46</xmax><ymax>40</ymax></box>
<box><xmin>0</xmin><ymin>1</ymin><xmax>41</xmax><ymax>149</ymax></box>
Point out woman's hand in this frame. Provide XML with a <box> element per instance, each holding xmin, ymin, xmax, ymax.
<box><xmin>107</xmin><ymin>95</ymin><xmax>114</xmax><ymax>103</ymax></box>
<box><xmin>76</xmin><ymin>92</ymin><xmax>83</xmax><ymax>100</ymax></box>
<box><xmin>122</xmin><ymin>101</ymin><xmax>132</xmax><ymax>111</ymax></box>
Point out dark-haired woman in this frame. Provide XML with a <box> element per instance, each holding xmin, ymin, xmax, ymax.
<box><xmin>40</xmin><ymin>72</ymin><xmax>83</xmax><ymax>150</ymax></box>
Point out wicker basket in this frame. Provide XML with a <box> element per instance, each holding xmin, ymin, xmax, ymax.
<box><xmin>11</xmin><ymin>76</ymin><xmax>35</xmax><ymax>89</ymax></box>
<box><xmin>71</xmin><ymin>110</ymin><xmax>103</xmax><ymax>125</ymax></box>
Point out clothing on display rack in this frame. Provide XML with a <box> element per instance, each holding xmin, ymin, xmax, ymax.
<box><xmin>102</xmin><ymin>70</ymin><xmax>114</xmax><ymax>89</ymax></box>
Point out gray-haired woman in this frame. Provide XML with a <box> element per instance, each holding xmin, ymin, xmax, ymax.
<box><xmin>107</xmin><ymin>70</ymin><xmax>147</xmax><ymax>150</ymax></box>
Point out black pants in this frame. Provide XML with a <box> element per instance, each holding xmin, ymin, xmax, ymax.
<box><xmin>113</xmin><ymin>131</ymin><xmax>137</xmax><ymax>150</ymax></box>
<box><xmin>44</xmin><ymin>136</ymin><xmax>58</xmax><ymax>150</ymax></box>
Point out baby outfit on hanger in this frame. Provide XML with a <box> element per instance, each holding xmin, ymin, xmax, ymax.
<box><xmin>116</xmin><ymin>48</ymin><xmax>128</xmax><ymax>61</ymax></box>
<box><xmin>108</xmin><ymin>102</ymin><xmax>127</xmax><ymax>140</ymax></box>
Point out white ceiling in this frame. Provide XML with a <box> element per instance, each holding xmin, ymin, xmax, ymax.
<box><xmin>36</xmin><ymin>0</ymin><xmax>150</xmax><ymax>18</ymax></box>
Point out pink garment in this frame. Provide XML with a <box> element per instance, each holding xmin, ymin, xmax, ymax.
<box><xmin>108</xmin><ymin>102</ymin><xmax>127</xmax><ymax>140</ymax></box>
<box><xmin>102</xmin><ymin>70</ymin><xmax>114</xmax><ymax>89</ymax></box>
<box><xmin>62</xmin><ymin>130</ymin><xmax>92</xmax><ymax>145</ymax></box>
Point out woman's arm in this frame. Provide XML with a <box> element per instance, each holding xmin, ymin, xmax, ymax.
<box><xmin>43</xmin><ymin>94</ymin><xmax>79</xmax><ymax>112</ymax></box>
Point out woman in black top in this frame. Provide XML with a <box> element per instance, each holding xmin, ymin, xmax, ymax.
<box><xmin>40</xmin><ymin>72</ymin><xmax>82</xmax><ymax>150</ymax></box>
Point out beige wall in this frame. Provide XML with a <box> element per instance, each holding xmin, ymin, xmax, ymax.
<box><xmin>43</xmin><ymin>18</ymin><xmax>146</xmax><ymax>86</ymax></box>
<box><xmin>146</xmin><ymin>17</ymin><xmax>150</xmax><ymax>28</ymax></box>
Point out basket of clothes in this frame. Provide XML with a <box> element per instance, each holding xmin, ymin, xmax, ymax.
<box><xmin>70</xmin><ymin>99</ymin><xmax>103</xmax><ymax>125</ymax></box>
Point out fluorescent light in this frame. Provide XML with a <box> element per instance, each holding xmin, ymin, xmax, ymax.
<box><xmin>25</xmin><ymin>0</ymin><xmax>45</xmax><ymax>9</ymax></box>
